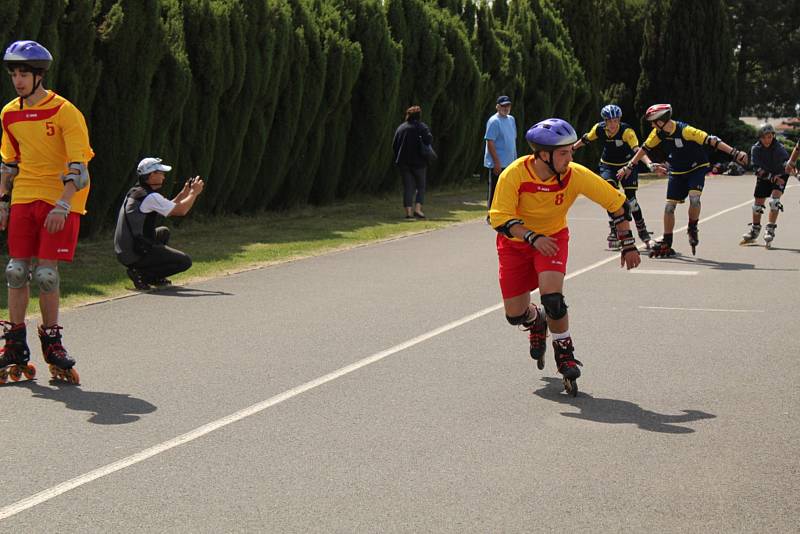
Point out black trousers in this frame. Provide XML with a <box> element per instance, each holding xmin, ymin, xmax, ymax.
<box><xmin>131</xmin><ymin>227</ymin><xmax>192</xmax><ymax>282</ymax></box>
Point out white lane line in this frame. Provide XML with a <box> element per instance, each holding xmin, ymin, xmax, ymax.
<box><xmin>640</xmin><ymin>306</ymin><xmax>764</xmax><ymax>313</ymax></box>
<box><xmin>0</xmin><ymin>196</ymin><xmax>755</xmax><ymax>521</ymax></box>
<box><xmin>632</xmin><ymin>269</ymin><xmax>698</xmax><ymax>276</ymax></box>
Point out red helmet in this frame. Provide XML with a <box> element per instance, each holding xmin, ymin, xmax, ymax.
<box><xmin>644</xmin><ymin>104</ymin><xmax>672</xmax><ymax>122</ymax></box>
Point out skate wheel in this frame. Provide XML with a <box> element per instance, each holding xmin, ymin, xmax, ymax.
<box><xmin>9</xmin><ymin>366</ymin><xmax>21</xmax><ymax>381</ymax></box>
<box><xmin>23</xmin><ymin>364</ymin><xmax>36</xmax><ymax>380</ymax></box>
<box><xmin>66</xmin><ymin>368</ymin><xmax>80</xmax><ymax>385</ymax></box>
<box><xmin>563</xmin><ymin>377</ymin><xmax>578</xmax><ymax>397</ymax></box>
<box><xmin>536</xmin><ymin>357</ymin><xmax>545</xmax><ymax>371</ymax></box>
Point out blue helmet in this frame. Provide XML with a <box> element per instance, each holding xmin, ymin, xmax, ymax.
<box><xmin>525</xmin><ymin>118</ymin><xmax>578</xmax><ymax>150</ymax></box>
<box><xmin>4</xmin><ymin>40</ymin><xmax>52</xmax><ymax>72</ymax></box>
<box><xmin>600</xmin><ymin>104</ymin><xmax>622</xmax><ymax>120</ymax></box>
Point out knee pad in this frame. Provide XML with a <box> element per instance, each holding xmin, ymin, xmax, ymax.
<box><xmin>664</xmin><ymin>202</ymin><xmax>677</xmax><ymax>214</ymax></box>
<box><xmin>752</xmin><ymin>203</ymin><xmax>765</xmax><ymax>214</ymax></box>
<box><xmin>688</xmin><ymin>195</ymin><xmax>701</xmax><ymax>208</ymax></box>
<box><xmin>506</xmin><ymin>312</ymin><xmax>528</xmax><ymax>326</ymax></box>
<box><xmin>5</xmin><ymin>259</ymin><xmax>30</xmax><ymax>289</ymax></box>
<box><xmin>33</xmin><ymin>265</ymin><xmax>59</xmax><ymax>293</ymax></box>
<box><xmin>627</xmin><ymin>197</ymin><xmax>640</xmax><ymax>213</ymax></box>
<box><xmin>769</xmin><ymin>197</ymin><xmax>784</xmax><ymax>212</ymax></box>
<box><xmin>541</xmin><ymin>293</ymin><xmax>568</xmax><ymax>320</ymax></box>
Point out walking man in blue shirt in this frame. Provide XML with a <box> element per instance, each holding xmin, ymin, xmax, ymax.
<box><xmin>484</xmin><ymin>95</ymin><xmax>517</xmax><ymax>221</ymax></box>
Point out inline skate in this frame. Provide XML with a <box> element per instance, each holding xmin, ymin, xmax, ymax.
<box><xmin>38</xmin><ymin>325</ymin><xmax>80</xmax><ymax>384</ymax></box>
<box><xmin>687</xmin><ymin>222</ymin><xmax>699</xmax><ymax>256</ymax></box>
<box><xmin>0</xmin><ymin>321</ymin><xmax>35</xmax><ymax>384</ymax></box>
<box><xmin>553</xmin><ymin>337</ymin><xmax>582</xmax><ymax>397</ymax></box>
<box><xmin>739</xmin><ymin>223</ymin><xmax>761</xmax><ymax>245</ymax></box>
<box><xmin>636</xmin><ymin>220</ymin><xmax>655</xmax><ymax>249</ymax></box>
<box><xmin>764</xmin><ymin>223</ymin><xmax>777</xmax><ymax>249</ymax></box>
<box><xmin>524</xmin><ymin>305</ymin><xmax>547</xmax><ymax>370</ymax></box>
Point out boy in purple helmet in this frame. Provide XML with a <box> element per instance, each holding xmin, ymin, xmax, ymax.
<box><xmin>489</xmin><ymin>118</ymin><xmax>641</xmax><ymax>395</ymax></box>
<box><xmin>0</xmin><ymin>40</ymin><xmax>93</xmax><ymax>384</ymax></box>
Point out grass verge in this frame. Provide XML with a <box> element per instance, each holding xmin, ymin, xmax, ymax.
<box><xmin>1</xmin><ymin>185</ymin><xmax>488</xmax><ymax>317</ymax></box>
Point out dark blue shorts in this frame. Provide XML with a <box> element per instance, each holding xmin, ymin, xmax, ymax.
<box><xmin>667</xmin><ymin>167</ymin><xmax>706</xmax><ymax>201</ymax></box>
<box><xmin>599</xmin><ymin>162</ymin><xmax>638</xmax><ymax>190</ymax></box>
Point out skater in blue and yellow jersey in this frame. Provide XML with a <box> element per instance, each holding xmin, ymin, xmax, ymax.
<box><xmin>573</xmin><ymin>104</ymin><xmax>657</xmax><ymax>249</ymax></box>
<box><xmin>489</xmin><ymin>118</ymin><xmax>641</xmax><ymax>396</ymax></box>
<box><xmin>0</xmin><ymin>40</ymin><xmax>93</xmax><ymax>384</ymax></box>
<box><xmin>620</xmin><ymin>104</ymin><xmax>748</xmax><ymax>257</ymax></box>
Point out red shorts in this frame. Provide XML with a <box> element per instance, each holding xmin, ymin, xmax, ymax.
<box><xmin>497</xmin><ymin>227</ymin><xmax>569</xmax><ymax>299</ymax></box>
<box><xmin>8</xmin><ymin>200</ymin><xmax>81</xmax><ymax>261</ymax></box>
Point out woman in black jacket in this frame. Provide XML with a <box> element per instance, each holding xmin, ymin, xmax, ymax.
<box><xmin>392</xmin><ymin>105</ymin><xmax>433</xmax><ymax>219</ymax></box>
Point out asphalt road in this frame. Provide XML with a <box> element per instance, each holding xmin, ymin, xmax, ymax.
<box><xmin>1</xmin><ymin>174</ymin><xmax>798</xmax><ymax>533</ymax></box>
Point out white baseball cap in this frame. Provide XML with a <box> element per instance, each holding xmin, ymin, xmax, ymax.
<box><xmin>137</xmin><ymin>157</ymin><xmax>172</xmax><ymax>176</ymax></box>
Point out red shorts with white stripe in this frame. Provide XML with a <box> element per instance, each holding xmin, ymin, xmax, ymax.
<box><xmin>496</xmin><ymin>227</ymin><xmax>569</xmax><ymax>299</ymax></box>
<box><xmin>8</xmin><ymin>200</ymin><xmax>81</xmax><ymax>261</ymax></box>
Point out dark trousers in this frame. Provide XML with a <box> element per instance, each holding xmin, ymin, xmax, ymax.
<box><xmin>399</xmin><ymin>165</ymin><xmax>426</xmax><ymax>207</ymax></box>
<box><xmin>131</xmin><ymin>227</ymin><xmax>192</xmax><ymax>282</ymax></box>
<box><xmin>487</xmin><ymin>168</ymin><xmax>503</xmax><ymax>208</ymax></box>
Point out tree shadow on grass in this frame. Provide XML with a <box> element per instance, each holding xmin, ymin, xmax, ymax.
<box><xmin>11</xmin><ymin>379</ymin><xmax>157</xmax><ymax>425</ymax></box>
<box><xmin>533</xmin><ymin>377</ymin><xmax>716</xmax><ymax>434</ymax></box>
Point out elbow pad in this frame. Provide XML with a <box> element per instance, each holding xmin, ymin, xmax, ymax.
<box><xmin>580</xmin><ymin>134</ymin><xmax>591</xmax><ymax>145</ymax></box>
<box><xmin>1</xmin><ymin>162</ymin><xmax>19</xmax><ymax>182</ymax></box>
<box><xmin>62</xmin><ymin>162</ymin><xmax>90</xmax><ymax>190</ymax></box>
<box><xmin>705</xmin><ymin>135</ymin><xmax>721</xmax><ymax>149</ymax></box>
<box><xmin>496</xmin><ymin>218</ymin><xmax>525</xmax><ymax>238</ymax></box>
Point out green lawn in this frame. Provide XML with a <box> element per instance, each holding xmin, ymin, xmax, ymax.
<box><xmin>1</xmin><ymin>185</ymin><xmax>488</xmax><ymax>317</ymax></box>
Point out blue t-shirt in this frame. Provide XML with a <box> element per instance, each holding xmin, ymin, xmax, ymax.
<box><xmin>483</xmin><ymin>113</ymin><xmax>517</xmax><ymax>169</ymax></box>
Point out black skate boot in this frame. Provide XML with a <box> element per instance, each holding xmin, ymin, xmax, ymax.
<box><xmin>524</xmin><ymin>305</ymin><xmax>548</xmax><ymax>370</ymax></box>
<box><xmin>635</xmin><ymin>220</ymin><xmax>654</xmax><ymax>249</ymax></box>
<box><xmin>739</xmin><ymin>223</ymin><xmax>761</xmax><ymax>245</ymax></box>
<box><xmin>150</xmin><ymin>277</ymin><xmax>173</xmax><ymax>288</ymax></box>
<box><xmin>649</xmin><ymin>234</ymin><xmax>676</xmax><ymax>258</ymax></box>
<box><xmin>687</xmin><ymin>221</ymin><xmax>699</xmax><ymax>256</ymax></box>
<box><xmin>553</xmin><ymin>337</ymin><xmax>582</xmax><ymax>397</ymax></box>
<box><xmin>127</xmin><ymin>267</ymin><xmax>151</xmax><ymax>291</ymax></box>
<box><xmin>38</xmin><ymin>325</ymin><xmax>80</xmax><ymax>384</ymax></box>
<box><xmin>0</xmin><ymin>322</ymin><xmax>35</xmax><ymax>383</ymax></box>
<box><xmin>764</xmin><ymin>223</ymin><xmax>777</xmax><ymax>249</ymax></box>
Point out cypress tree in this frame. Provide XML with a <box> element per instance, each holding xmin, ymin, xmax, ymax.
<box><xmin>86</xmin><ymin>0</ymin><xmax>170</xmax><ymax>233</ymax></box>
<box><xmin>55</xmin><ymin>1</ymin><xmax>102</xmax><ymax>116</ymax></box>
<box><xmin>636</xmin><ymin>0</ymin><xmax>735</xmax><ymax>133</ymax></box>
<box><xmin>236</xmin><ymin>0</ymin><xmax>293</xmax><ymax>211</ymax></box>
<box><xmin>308</xmin><ymin>5</ymin><xmax>363</xmax><ymax>205</ymax></box>
<box><xmin>335</xmin><ymin>0</ymin><xmax>402</xmax><ymax>197</ymax></box>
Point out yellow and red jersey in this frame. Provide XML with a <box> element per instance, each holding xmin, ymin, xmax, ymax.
<box><xmin>489</xmin><ymin>155</ymin><xmax>626</xmax><ymax>237</ymax></box>
<box><xmin>1</xmin><ymin>91</ymin><xmax>93</xmax><ymax>213</ymax></box>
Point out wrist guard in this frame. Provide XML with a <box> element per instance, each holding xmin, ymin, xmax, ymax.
<box><xmin>522</xmin><ymin>230</ymin><xmax>544</xmax><ymax>247</ymax></box>
<box><xmin>618</xmin><ymin>230</ymin><xmax>638</xmax><ymax>258</ymax></box>
<box><xmin>497</xmin><ymin>218</ymin><xmax>525</xmax><ymax>238</ymax></box>
<box><xmin>50</xmin><ymin>199</ymin><xmax>71</xmax><ymax>218</ymax></box>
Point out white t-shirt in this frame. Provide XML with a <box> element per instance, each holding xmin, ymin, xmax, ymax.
<box><xmin>140</xmin><ymin>192</ymin><xmax>176</xmax><ymax>217</ymax></box>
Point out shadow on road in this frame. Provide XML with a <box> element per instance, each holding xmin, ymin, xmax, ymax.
<box><xmin>144</xmin><ymin>286</ymin><xmax>233</xmax><ymax>298</ymax></box>
<box><xmin>533</xmin><ymin>377</ymin><xmax>716</xmax><ymax>434</ymax></box>
<box><xmin>652</xmin><ymin>255</ymin><xmax>797</xmax><ymax>272</ymax></box>
<box><xmin>16</xmin><ymin>380</ymin><xmax>157</xmax><ymax>425</ymax></box>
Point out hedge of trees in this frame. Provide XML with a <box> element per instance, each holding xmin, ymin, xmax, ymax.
<box><xmin>0</xmin><ymin>0</ymin><xmax>773</xmax><ymax>233</ymax></box>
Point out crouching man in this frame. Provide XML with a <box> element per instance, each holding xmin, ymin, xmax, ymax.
<box><xmin>113</xmin><ymin>157</ymin><xmax>204</xmax><ymax>290</ymax></box>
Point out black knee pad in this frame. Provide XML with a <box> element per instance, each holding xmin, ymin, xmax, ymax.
<box><xmin>506</xmin><ymin>312</ymin><xmax>528</xmax><ymax>326</ymax></box>
<box><xmin>541</xmin><ymin>293</ymin><xmax>568</xmax><ymax>320</ymax></box>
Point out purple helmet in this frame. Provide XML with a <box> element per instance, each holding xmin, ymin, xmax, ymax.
<box><xmin>4</xmin><ymin>40</ymin><xmax>52</xmax><ymax>71</ymax></box>
<box><xmin>525</xmin><ymin>118</ymin><xmax>578</xmax><ymax>149</ymax></box>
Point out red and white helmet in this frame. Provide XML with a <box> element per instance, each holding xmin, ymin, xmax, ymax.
<box><xmin>644</xmin><ymin>104</ymin><xmax>672</xmax><ymax>122</ymax></box>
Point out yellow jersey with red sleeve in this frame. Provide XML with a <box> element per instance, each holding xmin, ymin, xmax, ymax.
<box><xmin>489</xmin><ymin>155</ymin><xmax>626</xmax><ymax>238</ymax></box>
<box><xmin>1</xmin><ymin>91</ymin><xmax>93</xmax><ymax>214</ymax></box>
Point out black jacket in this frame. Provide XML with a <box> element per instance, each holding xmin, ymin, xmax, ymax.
<box><xmin>392</xmin><ymin>119</ymin><xmax>433</xmax><ymax>168</ymax></box>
